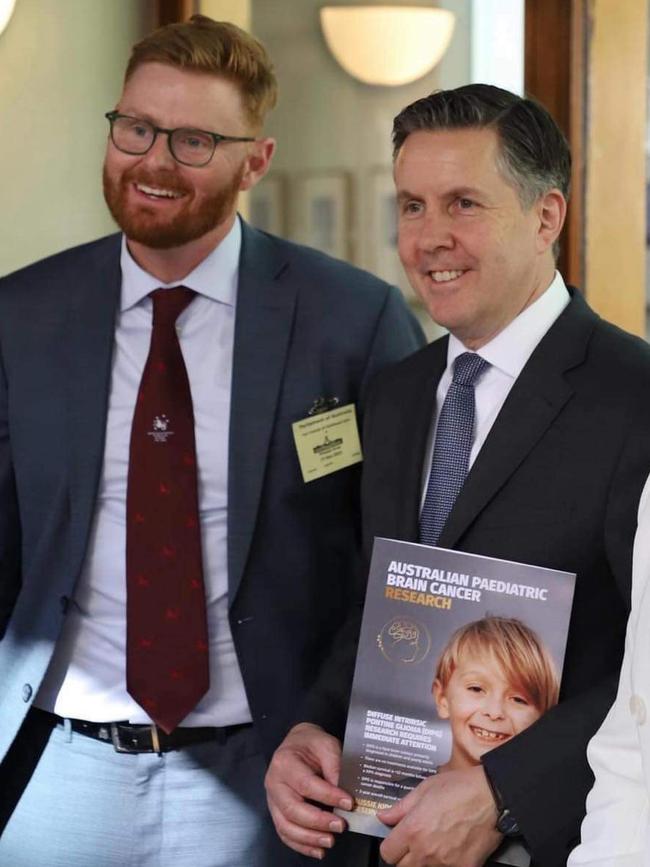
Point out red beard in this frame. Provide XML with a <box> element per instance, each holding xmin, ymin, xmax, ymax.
<box><xmin>102</xmin><ymin>162</ymin><xmax>243</xmax><ymax>249</ymax></box>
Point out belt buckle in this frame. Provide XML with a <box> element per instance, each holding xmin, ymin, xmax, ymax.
<box><xmin>109</xmin><ymin>722</ymin><xmax>132</xmax><ymax>753</ymax></box>
<box><xmin>109</xmin><ymin>722</ymin><xmax>162</xmax><ymax>754</ymax></box>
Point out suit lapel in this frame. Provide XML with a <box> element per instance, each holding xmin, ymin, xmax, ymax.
<box><xmin>391</xmin><ymin>339</ymin><xmax>448</xmax><ymax>542</ymax></box>
<box><xmin>66</xmin><ymin>236</ymin><xmax>122</xmax><ymax>580</ymax></box>
<box><xmin>438</xmin><ymin>291</ymin><xmax>596</xmax><ymax>548</ymax></box>
<box><xmin>228</xmin><ymin>223</ymin><xmax>297</xmax><ymax>603</ymax></box>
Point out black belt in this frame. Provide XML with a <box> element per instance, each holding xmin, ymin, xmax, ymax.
<box><xmin>31</xmin><ymin>708</ymin><xmax>250</xmax><ymax>754</ymax></box>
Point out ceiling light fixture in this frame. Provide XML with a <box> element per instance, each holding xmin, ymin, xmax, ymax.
<box><xmin>320</xmin><ymin>5</ymin><xmax>455</xmax><ymax>87</ymax></box>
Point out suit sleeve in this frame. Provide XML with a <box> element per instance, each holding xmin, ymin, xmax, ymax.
<box><xmin>566</xmin><ymin>476</ymin><xmax>650</xmax><ymax>867</ymax></box>
<box><xmin>295</xmin><ymin>285</ymin><xmax>425</xmax><ymax>734</ymax></box>
<box><xmin>482</xmin><ymin>417</ymin><xmax>650</xmax><ymax>867</ymax></box>
<box><xmin>0</xmin><ymin>333</ymin><xmax>22</xmax><ymax>639</ymax></box>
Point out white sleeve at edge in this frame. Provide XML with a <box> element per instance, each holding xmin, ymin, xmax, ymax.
<box><xmin>568</xmin><ymin>474</ymin><xmax>650</xmax><ymax>867</ymax></box>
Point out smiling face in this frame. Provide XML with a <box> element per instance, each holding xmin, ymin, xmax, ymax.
<box><xmin>394</xmin><ymin>126</ymin><xmax>564</xmax><ymax>350</ymax></box>
<box><xmin>433</xmin><ymin>650</ymin><xmax>542</xmax><ymax>770</ymax></box>
<box><xmin>103</xmin><ymin>61</ymin><xmax>273</xmax><ymax>257</ymax></box>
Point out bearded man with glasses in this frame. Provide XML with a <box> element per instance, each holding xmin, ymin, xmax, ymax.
<box><xmin>0</xmin><ymin>15</ymin><xmax>423</xmax><ymax>867</ymax></box>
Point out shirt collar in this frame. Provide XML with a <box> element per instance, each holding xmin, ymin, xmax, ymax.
<box><xmin>119</xmin><ymin>216</ymin><xmax>241</xmax><ymax>312</ymax></box>
<box><xmin>447</xmin><ymin>271</ymin><xmax>570</xmax><ymax>378</ymax></box>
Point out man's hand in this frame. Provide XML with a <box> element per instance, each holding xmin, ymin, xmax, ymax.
<box><xmin>378</xmin><ymin>765</ymin><xmax>503</xmax><ymax>867</ymax></box>
<box><xmin>265</xmin><ymin>722</ymin><xmax>353</xmax><ymax>860</ymax></box>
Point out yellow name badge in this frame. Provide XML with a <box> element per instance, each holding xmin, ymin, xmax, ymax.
<box><xmin>292</xmin><ymin>403</ymin><xmax>363</xmax><ymax>483</ymax></box>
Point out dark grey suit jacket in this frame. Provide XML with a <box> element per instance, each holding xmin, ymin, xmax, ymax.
<box><xmin>0</xmin><ymin>224</ymin><xmax>423</xmax><ymax>861</ymax></box>
<box><xmin>360</xmin><ymin>291</ymin><xmax>650</xmax><ymax>867</ymax></box>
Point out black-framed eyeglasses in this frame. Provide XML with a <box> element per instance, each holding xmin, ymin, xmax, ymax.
<box><xmin>104</xmin><ymin>111</ymin><xmax>256</xmax><ymax>167</ymax></box>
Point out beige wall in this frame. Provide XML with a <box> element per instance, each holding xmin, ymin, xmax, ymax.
<box><xmin>200</xmin><ymin>0</ymin><xmax>251</xmax><ymax>28</ymax></box>
<box><xmin>0</xmin><ymin>0</ymin><xmax>154</xmax><ymax>275</ymax></box>
<box><xmin>584</xmin><ymin>0</ymin><xmax>648</xmax><ymax>336</ymax></box>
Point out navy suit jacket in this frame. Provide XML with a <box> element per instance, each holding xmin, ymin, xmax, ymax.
<box><xmin>360</xmin><ymin>291</ymin><xmax>650</xmax><ymax>867</ymax></box>
<box><xmin>0</xmin><ymin>222</ymin><xmax>423</xmax><ymax>782</ymax></box>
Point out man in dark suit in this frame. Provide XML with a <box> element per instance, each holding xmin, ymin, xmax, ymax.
<box><xmin>0</xmin><ymin>15</ymin><xmax>422</xmax><ymax>867</ymax></box>
<box><xmin>265</xmin><ymin>85</ymin><xmax>650</xmax><ymax>867</ymax></box>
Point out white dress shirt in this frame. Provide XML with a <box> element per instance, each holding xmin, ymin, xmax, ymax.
<box><xmin>37</xmin><ymin>218</ymin><xmax>253</xmax><ymax>726</ymax></box>
<box><xmin>421</xmin><ymin>273</ymin><xmax>571</xmax><ymax>503</ymax></box>
<box><xmin>567</xmin><ymin>475</ymin><xmax>650</xmax><ymax>867</ymax></box>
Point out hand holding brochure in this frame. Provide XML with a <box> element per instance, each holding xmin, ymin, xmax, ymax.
<box><xmin>336</xmin><ymin>538</ymin><xmax>576</xmax><ymax>867</ymax></box>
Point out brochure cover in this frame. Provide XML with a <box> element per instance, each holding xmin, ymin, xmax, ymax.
<box><xmin>336</xmin><ymin>538</ymin><xmax>576</xmax><ymax>866</ymax></box>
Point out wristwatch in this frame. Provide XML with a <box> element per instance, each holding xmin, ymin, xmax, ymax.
<box><xmin>495</xmin><ymin>806</ymin><xmax>520</xmax><ymax>837</ymax></box>
<box><xmin>484</xmin><ymin>769</ymin><xmax>521</xmax><ymax>837</ymax></box>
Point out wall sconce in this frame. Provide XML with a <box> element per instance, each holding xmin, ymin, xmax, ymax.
<box><xmin>320</xmin><ymin>5</ymin><xmax>455</xmax><ymax>87</ymax></box>
<box><xmin>0</xmin><ymin>0</ymin><xmax>16</xmax><ymax>37</ymax></box>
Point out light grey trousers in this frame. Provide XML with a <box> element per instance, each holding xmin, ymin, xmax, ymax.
<box><xmin>0</xmin><ymin>717</ymin><xmax>278</xmax><ymax>867</ymax></box>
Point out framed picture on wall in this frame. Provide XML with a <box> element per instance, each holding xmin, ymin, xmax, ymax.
<box><xmin>291</xmin><ymin>171</ymin><xmax>352</xmax><ymax>261</ymax></box>
<box><xmin>249</xmin><ymin>173</ymin><xmax>287</xmax><ymax>237</ymax></box>
<box><xmin>366</xmin><ymin>168</ymin><xmax>416</xmax><ymax>301</ymax></box>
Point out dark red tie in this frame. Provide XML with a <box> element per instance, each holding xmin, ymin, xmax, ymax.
<box><xmin>126</xmin><ymin>287</ymin><xmax>209</xmax><ymax>734</ymax></box>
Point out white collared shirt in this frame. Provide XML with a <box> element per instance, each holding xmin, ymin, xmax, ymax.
<box><xmin>37</xmin><ymin>218</ymin><xmax>253</xmax><ymax>726</ymax></box>
<box><xmin>421</xmin><ymin>272</ymin><xmax>571</xmax><ymax>503</ymax></box>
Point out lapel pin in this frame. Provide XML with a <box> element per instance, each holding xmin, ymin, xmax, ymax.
<box><xmin>308</xmin><ymin>396</ymin><xmax>340</xmax><ymax>416</ymax></box>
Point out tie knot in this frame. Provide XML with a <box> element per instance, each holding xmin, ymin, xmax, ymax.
<box><xmin>452</xmin><ymin>352</ymin><xmax>489</xmax><ymax>387</ymax></box>
<box><xmin>151</xmin><ymin>287</ymin><xmax>196</xmax><ymax>327</ymax></box>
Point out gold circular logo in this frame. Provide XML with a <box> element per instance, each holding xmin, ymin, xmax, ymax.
<box><xmin>377</xmin><ymin>617</ymin><xmax>431</xmax><ymax>664</ymax></box>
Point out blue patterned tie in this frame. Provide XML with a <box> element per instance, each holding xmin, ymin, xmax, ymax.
<box><xmin>419</xmin><ymin>352</ymin><xmax>490</xmax><ymax>545</ymax></box>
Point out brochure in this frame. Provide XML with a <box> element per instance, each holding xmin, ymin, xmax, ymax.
<box><xmin>336</xmin><ymin>538</ymin><xmax>576</xmax><ymax>867</ymax></box>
